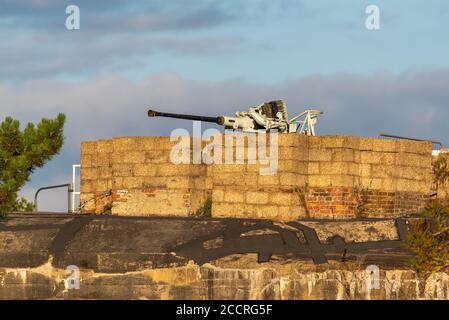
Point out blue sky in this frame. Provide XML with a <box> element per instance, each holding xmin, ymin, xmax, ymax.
<box><xmin>2</xmin><ymin>1</ymin><xmax>449</xmax><ymax>82</ymax></box>
<box><xmin>1</xmin><ymin>0</ymin><xmax>449</xmax><ymax>211</ymax></box>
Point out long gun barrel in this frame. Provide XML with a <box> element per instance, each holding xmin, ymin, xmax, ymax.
<box><xmin>148</xmin><ymin>109</ymin><xmax>224</xmax><ymax>125</ymax></box>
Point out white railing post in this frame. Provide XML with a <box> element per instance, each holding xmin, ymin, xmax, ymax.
<box><xmin>72</xmin><ymin>164</ymin><xmax>81</xmax><ymax>213</ymax></box>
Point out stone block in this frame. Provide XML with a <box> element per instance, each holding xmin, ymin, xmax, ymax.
<box><xmin>296</xmin><ymin>174</ymin><xmax>307</xmax><ymax>186</ymax></box>
<box><xmin>96</xmin><ymin>179</ymin><xmax>112</xmax><ymax>192</ymax></box>
<box><xmin>396</xmin><ymin>166</ymin><xmax>422</xmax><ymax>180</ymax></box>
<box><xmin>359</xmin><ymin>164</ymin><xmax>372</xmax><ymax>177</ymax></box>
<box><xmin>296</xmin><ymin>161</ymin><xmax>308</xmax><ymax>175</ymax></box>
<box><xmin>310</xmin><ymin>136</ymin><xmax>360</xmax><ymax>149</ymax></box>
<box><xmin>81</xmin><ymin>154</ymin><xmax>92</xmax><ymax>168</ymax></box>
<box><xmin>253</xmin><ymin>205</ymin><xmax>279</xmax><ymax>219</ymax></box>
<box><xmin>112</xmin><ymin>190</ymin><xmax>190</xmax><ymax>216</ymax></box>
<box><xmin>397</xmin><ymin>140</ymin><xmax>432</xmax><ymax>155</ymax></box>
<box><xmin>245</xmin><ymin>162</ymin><xmax>262</xmax><ymax>173</ymax></box>
<box><xmin>332</xmin><ymin>149</ymin><xmax>354</xmax><ymax>162</ymax></box>
<box><xmin>111</xmin><ymin>152</ymin><xmax>125</xmax><ymax>164</ymax></box>
<box><xmin>81</xmin><ymin>167</ymin><xmax>97</xmax><ymax>180</ymax></box>
<box><xmin>145</xmin><ymin>150</ymin><xmax>169</xmax><ymax>164</ymax></box>
<box><xmin>112</xmin><ymin>137</ymin><xmax>141</xmax><ymax>152</ymax></box>
<box><xmin>308</xmin><ymin>149</ymin><xmax>332</xmax><ymax>162</ymax></box>
<box><xmin>112</xmin><ymin>177</ymin><xmax>124</xmax><ymax>189</ymax></box>
<box><xmin>133</xmin><ymin>164</ymin><xmax>158</xmax><ymax>177</ymax></box>
<box><xmin>258</xmin><ymin>175</ymin><xmax>280</xmax><ymax>186</ymax></box>
<box><xmin>122</xmin><ymin>177</ymin><xmax>145</xmax><ymax>189</ymax></box>
<box><xmin>279</xmin><ymin>147</ymin><xmax>297</xmax><ymax>160</ymax></box>
<box><xmin>223</xmin><ymin>173</ymin><xmax>259</xmax><ymax>188</ymax></box>
<box><xmin>347</xmin><ymin>163</ymin><xmax>359</xmax><ymax>176</ymax></box>
<box><xmin>80</xmin><ymin>180</ymin><xmax>94</xmax><ymax>193</ymax></box>
<box><xmin>270</xmin><ymin>192</ymin><xmax>294</xmax><ymax>205</ymax></box>
<box><xmin>308</xmin><ymin>162</ymin><xmax>320</xmax><ymax>175</ymax></box>
<box><xmin>166</xmin><ymin>177</ymin><xmax>191</xmax><ymax>189</ymax></box>
<box><xmin>278</xmin><ymin>205</ymin><xmax>307</xmax><ymax>220</ymax></box>
<box><xmin>212</xmin><ymin>203</ymin><xmax>236</xmax><ymax>218</ymax></box>
<box><xmin>278</xmin><ymin>133</ymin><xmax>301</xmax><ymax>147</ymax></box>
<box><xmin>212</xmin><ymin>189</ymin><xmax>225</xmax><ymax>202</ymax></box>
<box><xmin>329</xmin><ymin>175</ymin><xmax>354</xmax><ymax>188</ymax></box>
<box><xmin>81</xmin><ymin>141</ymin><xmax>97</xmax><ymax>155</ymax></box>
<box><xmin>277</xmin><ymin>160</ymin><xmax>297</xmax><ymax>173</ymax></box>
<box><xmin>396</xmin><ymin>154</ymin><xmax>432</xmax><ymax>168</ymax></box>
<box><xmin>142</xmin><ymin>177</ymin><xmax>169</xmax><ymax>188</ymax></box>
<box><xmin>157</xmin><ymin>165</ymin><xmax>193</xmax><ymax>176</ymax></box>
<box><xmin>212</xmin><ymin>164</ymin><xmax>246</xmax><ymax>174</ymax></box>
<box><xmin>97</xmin><ymin>153</ymin><xmax>111</xmax><ymax>167</ymax></box>
<box><xmin>246</xmin><ymin>192</ymin><xmax>269</xmax><ymax>205</ymax></box>
<box><xmin>320</xmin><ymin>162</ymin><xmax>348</xmax><ymax>175</ymax></box>
<box><xmin>396</xmin><ymin>179</ymin><xmax>416</xmax><ymax>192</ymax></box>
<box><xmin>98</xmin><ymin>167</ymin><xmax>113</xmax><ymax>179</ymax></box>
<box><xmin>360</xmin><ymin>151</ymin><xmax>382</xmax><ymax>164</ymax></box>
<box><xmin>140</xmin><ymin>137</ymin><xmax>173</xmax><ymax>150</ymax></box>
<box><xmin>308</xmin><ymin>175</ymin><xmax>331</xmax><ymax>187</ymax></box>
<box><xmin>360</xmin><ymin>177</ymin><xmax>383</xmax><ymax>190</ymax></box>
<box><xmin>96</xmin><ymin>140</ymin><xmax>113</xmax><ymax>153</ymax></box>
<box><xmin>279</xmin><ymin>173</ymin><xmax>298</xmax><ymax>186</ymax></box>
<box><xmin>123</xmin><ymin>151</ymin><xmax>146</xmax><ymax>164</ymax></box>
<box><xmin>367</xmin><ymin>139</ymin><xmax>398</xmax><ymax>153</ymax></box>
<box><xmin>371</xmin><ymin>165</ymin><xmax>395</xmax><ymax>179</ymax></box>
<box><xmin>112</xmin><ymin>164</ymin><xmax>133</xmax><ymax>177</ymax></box>
<box><xmin>224</xmin><ymin>190</ymin><xmax>245</xmax><ymax>203</ymax></box>
<box><xmin>381</xmin><ymin>179</ymin><xmax>396</xmax><ymax>192</ymax></box>
<box><xmin>79</xmin><ymin>192</ymin><xmax>95</xmax><ymax>209</ymax></box>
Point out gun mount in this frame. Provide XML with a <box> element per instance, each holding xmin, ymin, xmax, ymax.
<box><xmin>148</xmin><ymin>100</ymin><xmax>323</xmax><ymax>136</ymax></box>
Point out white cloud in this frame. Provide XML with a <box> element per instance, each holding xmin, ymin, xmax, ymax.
<box><xmin>3</xmin><ymin>69</ymin><xmax>449</xmax><ymax>147</ymax></box>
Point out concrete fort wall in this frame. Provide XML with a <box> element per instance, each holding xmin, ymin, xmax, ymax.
<box><xmin>80</xmin><ymin>134</ymin><xmax>437</xmax><ymax>220</ymax></box>
<box><xmin>80</xmin><ymin>137</ymin><xmax>211</xmax><ymax>217</ymax></box>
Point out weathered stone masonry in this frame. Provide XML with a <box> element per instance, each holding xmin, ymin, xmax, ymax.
<box><xmin>80</xmin><ymin>134</ymin><xmax>439</xmax><ymax>220</ymax></box>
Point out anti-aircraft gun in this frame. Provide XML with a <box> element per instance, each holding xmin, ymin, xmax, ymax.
<box><xmin>148</xmin><ymin>100</ymin><xmax>323</xmax><ymax>136</ymax></box>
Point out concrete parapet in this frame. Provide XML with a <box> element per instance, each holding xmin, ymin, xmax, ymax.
<box><xmin>80</xmin><ymin>134</ymin><xmax>440</xmax><ymax>219</ymax></box>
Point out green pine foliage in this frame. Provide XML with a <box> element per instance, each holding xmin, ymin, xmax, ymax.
<box><xmin>406</xmin><ymin>199</ymin><xmax>449</xmax><ymax>275</ymax></box>
<box><xmin>405</xmin><ymin>158</ymin><xmax>449</xmax><ymax>275</ymax></box>
<box><xmin>433</xmin><ymin>158</ymin><xmax>449</xmax><ymax>196</ymax></box>
<box><xmin>0</xmin><ymin>114</ymin><xmax>66</xmax><ymax>216</ymax></box>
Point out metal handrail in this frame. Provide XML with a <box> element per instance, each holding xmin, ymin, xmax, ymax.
<box><xmin>34</xmin><ymin>184</ymin><xmax>73</xmax><ymax>213</ymax></box>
